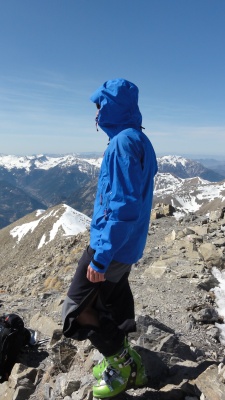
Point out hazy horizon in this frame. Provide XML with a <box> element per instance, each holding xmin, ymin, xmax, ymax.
<box><xmin>0</xmin><ymin>151</ymin><xmax>224</xmax><ymax>162</ymax></box>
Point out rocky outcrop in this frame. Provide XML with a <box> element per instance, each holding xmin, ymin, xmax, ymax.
<box><xmin>0</xmin><ymin>206</ymin><xmax>225</xmax><ymax>399</ymax></box>
<box><xmin>151</xmin><ymin>203</ymin><xmax>176</xmax><ymax>219</ymax></box>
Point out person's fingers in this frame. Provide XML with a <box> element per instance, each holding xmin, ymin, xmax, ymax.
<box><xmin>97</xmin><ymin>272</ymin><xmax>105</xmax><ymax>282</ymax></box>
<box><xmin>86</xmin><ymin>266</ymin><xmax>93</xmax><ymax>281</ymax></box>
<box><xmin>86</xmin><ymin>266</ymin><xmax>105</xmax><ymax>282</ymax></box>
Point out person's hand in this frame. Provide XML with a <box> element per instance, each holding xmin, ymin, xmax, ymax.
<box><xmin>87</xmin><ymin>265</ymin><xmax>106</xmax><ymax>283</ymax></box>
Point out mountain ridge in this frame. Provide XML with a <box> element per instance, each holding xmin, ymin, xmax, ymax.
<box><xmin>0</xmin><ymin>153</ymin><xmax>225</xmax><ymax>229</ymax></box>
<box><xmin>157</xmin><ymin>155</ymin><xmax>225</xmax><ymax>181</ymax></box>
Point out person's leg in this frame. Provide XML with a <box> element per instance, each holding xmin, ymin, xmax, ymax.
<box><xmin>62</xmin><ymin>246</ymin><xmax>126</xmax><ymax>348</ymax></box>
<box><xmin>87</xmin><ymin>271</ymin><xmax>136</xmax><ymax>353</ymax></box>
<box><xmin>62</xmin><ymin>246</ymin><xmax>101</xmax><ymax>339</ymax></box>
<box><xmin>91</xmin><ymin>272</ymin><xmax>147</xmax><ymax>398</ymax></box>
<box><xmin>62</xmin><ymin>254</ymin><xmax>147</xmax><ymax>397</ymax></box>
<box><xmin>76</xmin><ymin>291</ymin><xmax>99</xmax><ymax>328</ymax></box>
<box><xmin>102</xmin><ymin>271</ymin><xmax>135</xmax><ymax>329</ymax></box>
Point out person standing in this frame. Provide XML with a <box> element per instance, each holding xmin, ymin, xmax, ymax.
<box><xmin>62</xmin><ymin>78</ymin><xmax>158</xmax><ymax>398</ymax></box>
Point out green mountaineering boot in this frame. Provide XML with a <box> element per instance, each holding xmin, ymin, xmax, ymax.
<box><xmin>93</xmin><ymin>355</ymin><xmax>107</xmax><ymax>380</ymax></box>
<box><xmin>92</xmin><ymin>339</ymin><xmax>147</xmax><ymax>398</ymax></box>
<box><xmin>93</xmin><ymin>338</ymin><xmax>127</xmax><ymax>379</ymax></box>
<box><xmin>93</xmin><ymin>338</ymin><xmax>146</xmax><ymax>382</ymax></box>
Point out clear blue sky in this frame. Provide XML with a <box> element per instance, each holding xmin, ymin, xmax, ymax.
<box><xmin>0</xmin><ymin>0</ymin><xmax>224</xmax><ymax>158</ymax></box>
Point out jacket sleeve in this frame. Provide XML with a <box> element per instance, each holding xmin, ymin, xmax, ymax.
<box><xmin>90</xmin><ymin>134</ymin><xmax>144</xmax><ymax>272</ymax></box>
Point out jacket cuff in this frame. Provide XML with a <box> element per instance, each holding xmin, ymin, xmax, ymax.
<box><xmin>90</xmin><ymin>259</ymin><xmax>107</xmax><ymax>273</ymax></box>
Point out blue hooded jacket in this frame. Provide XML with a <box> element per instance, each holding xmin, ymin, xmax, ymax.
<box><xmin>89</xmin><ymin>79</ymin><xmax>158</xmax><ymax>272</ymax></box>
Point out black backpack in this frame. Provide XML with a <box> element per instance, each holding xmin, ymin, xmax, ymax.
<box><xmin>0</xmin><ymin>313</ymin><xmax>31</xmax><ymax>383</ymax></box>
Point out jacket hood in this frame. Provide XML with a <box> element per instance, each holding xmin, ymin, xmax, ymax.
<box><xmin>90</xmin><ymin>79</ymin><xmax>142</xmax><ymax>139</ymax></box>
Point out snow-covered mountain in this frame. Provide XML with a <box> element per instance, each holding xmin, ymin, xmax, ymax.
<box><xmin>10</xmin><ymin>204</ymin><xmax>91</xmax><ymax>250</ymax></box>
<box><xmin>154</xmin><ymin>173</ymin><xmax>225</xmax><ymax>215</ymax></box>
<box><xmin>0</xmin><ymin>203</ymin><xmax>91</xmax><ymax>273</ymax></box>
<box><xmin>0</xmin><ymin>154</ymin><xmax>102</xmax><ymax>229</ymax></box>
<box><xmin>1</xmin><ymin>153</ymin><xmax>223</xmax><ymax>181</ymax></box>
<box><xmin>0</xmin><ymin>153</ymin><xmax>225</xmax><ymax>229</ymax></box>
<box><xmin>157</xmin><ymin>155</ymin><xmax>225</xmax><ymax>182</ymax></box>
<box><xmin>0</xmin><ymin>154</ymin><xmax>102</xmax><ymax>173</ymax></box>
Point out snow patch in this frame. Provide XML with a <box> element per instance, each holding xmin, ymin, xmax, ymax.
<box><xmin>173</xmin><ymin>211</ymin><xmax>186</xmax><ymax>220</ymax></box>
<box><xmin>82</xmin><ymin>158</ymin><xmax>103</xmax><ymax>168</ymax></box>
<box><xmin>10</xmin><ymin>220</ymin><xmax>41</xmax><ymax>242</ymax></box>
<box><xmin>212</xmin><ymin>267</ymin><xmax>225</xmax><ymax>345</ymax></box>
<box><xmin>175</xmin><ymin>195</ymin><xmax>201</xmax><ymax>213</ymax></box>
<box><xmin>197</xmin><ymin>183</ymin><xmax>225</xmax><ymax>202</ymax></box>
<box><xmin>36</xmin><ymin>209</ymin><xmax>46</xmax><ymax>217</ymax></box>
<box><xmin>38</xmin><ymin>234</ymin><xmax>47</xmax><ymax>249</ymax></box>
<box><xmin>158</xmin><ymin>155</ymin><xmax>188</xmax><ymax>167</ymax></box>
<box><xmin>10</xmin><ymin>204</ymin><xmax>91</xmax><ymax>249</ymax></box>
<box><xmin>39</xmin><ymin>205</ymin><xmax>90</xmax><ymax>248</ymax></box>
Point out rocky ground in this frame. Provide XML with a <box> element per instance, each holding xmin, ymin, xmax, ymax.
<box><xmin>0</xmin><ymin>205</ymin><xmax>225</xmax><ymax>399</ymax></box>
